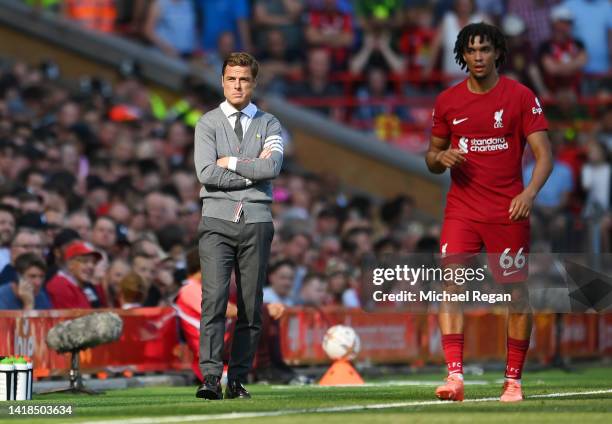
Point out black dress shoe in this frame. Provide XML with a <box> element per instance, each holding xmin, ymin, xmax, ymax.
<box><xmin>196</xmin><ymin>375</ymin><xmax>223</xmax><ymax>400</ymax></box>
<box><xmin>224</xmin><ymin>379</ymin><xmax>251</xmax><ymax>399</ymax></box>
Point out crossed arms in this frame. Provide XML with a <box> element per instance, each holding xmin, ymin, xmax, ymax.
<box><xmin>194</xmin><ymin>117</ymin><xmax>284</xmax><ymax>190</ymax></box>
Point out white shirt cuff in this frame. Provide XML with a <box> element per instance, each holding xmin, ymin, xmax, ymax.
<box><xmin>244</xmin><ymin>178</ymin><xmax>253</xmax><ymax>186</ymax></box>
<box><xmin>228</xmin><ymin>157</ymin><xmax>238</xmax><ymax>171</ymax></box>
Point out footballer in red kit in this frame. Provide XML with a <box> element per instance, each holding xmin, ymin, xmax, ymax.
<box><xmin>425</xmin><ymin>23</ymin><xmax>553</xmax><ymax>403</ymax></box>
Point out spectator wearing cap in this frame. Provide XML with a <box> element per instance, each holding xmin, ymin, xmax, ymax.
<box><xmin>0</xmin><ymin>253</ymin><xmax>50</xmax><ymax>310</ymax></box>
<box><xmin>0</xmin><ymin>228</ymin><xmax>45</xmax><ymax>286</ymax></box>
<box><xmin>537</xmin><ymin>6</ymin><xmax>587</xmax><ymax>96</ymax></box>
<box><xmin>45</xmin><ymin>228</ymin><xmax>81</xmax><ymax>282</ymax></box>
<box><xmin>0</xmin><ymin>204</ymin><xmax>17</xmax><ymax>271</ymax></box>
<box><xmin>46</xmin><ymin>241</ymin><xmax>106</xmax><ymax>309</ymax></box>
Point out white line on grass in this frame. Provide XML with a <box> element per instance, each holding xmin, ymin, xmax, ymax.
<box><xmin>79</xmin><ymin>388</ymin><xmax>612</xmax><ymax>424</ymax></box>
<box><xmin>270</xmin><ymin>380</ymin><xmax>490</xmax><ymax>389</ymax></box>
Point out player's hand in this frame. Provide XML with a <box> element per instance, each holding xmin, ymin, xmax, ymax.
<box><xmin>259</xmin><ymin>148</ymin><xmax>272</xmax><ymax>159</ymax></box>
<box><xmin>216</xmin><ymin>157</ymin><xmax>230</xmax><ymax>168</ymax></box>
<box><xmin>509</xmin><ymin>191</ymin><xmax>534</xmax><ymax>221</ymax></box>
<box><xmin>266</xmin><ymin>302</ymin><xmax>285</xmax><ymax>320</ymax></box>
<box><xmin>435</xmin><ymin>149</ymin><xmax>466</xmax><ymax>169</ymax></box>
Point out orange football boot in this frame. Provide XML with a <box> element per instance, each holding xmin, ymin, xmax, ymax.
<box><xmin>500</xmin><ymin>379</ymin><xmax>523</xmax><ymax>402</ymax></box>
<box><xmin>435</xmin><ymin>374</ymin><xmax>464</xmax><ymax>401</ymax></box>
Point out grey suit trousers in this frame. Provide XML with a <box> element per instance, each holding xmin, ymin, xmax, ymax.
<box><xmin>198</xmin><ymin>215</ymin><xmax>274</xmax><ymax>381</ymax></box>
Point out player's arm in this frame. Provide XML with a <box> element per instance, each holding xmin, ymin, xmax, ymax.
<box><xmin>425</xmin><ymin>135</ymin><xmax>466</xmax><ymax>174</ymax></box>
<box><xmin>509</xmin><ymin>131</ymin><xmax>553</xmax><ymax>221</ymax></box>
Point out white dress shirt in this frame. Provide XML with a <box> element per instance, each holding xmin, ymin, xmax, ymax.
<box><xmin>219</xmin><ymin>100</ymin><xmax>258</xmax><ymax>173</ymax></box>
<box><xmin>220</xmin><ymin>100</ymin><xmax>257</xmax><ymax>135</ymax></box>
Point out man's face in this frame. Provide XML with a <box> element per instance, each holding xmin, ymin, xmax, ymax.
<box><xmin>286</xmin><ymin>235</ymin><xmax>310</xmax><ymax>264</ymax></box>
<box><xmin>11</xmin><ymin>232</ymin><xmax>44</xmax><ymax>260</ymax></box>
<box><xmin>462</xmin><ymin>35</ymin><xmax>498</xmax><ymax>80</ymax></box>
<box><xmin>92</xmin><ymin>218</ymin><xmax>116</xmax><ymax>250</ymax></box>
<box><xmin>21</xmin><ymin>265</ymin><xmax>45</xmax><ymax>294</ymax></box>
<box><xmin>0</xmin><ymin>211</ymin><xmax>15</xmax><ymax>246</ymax></box>
<box><xmin>67</xmin><ymin>255</ymin><xmax>97</xmax><ymax>284</ymax></box>
<box><xmin>301</xmin><ymin>278</ymin><xmax>327</xmax><ymax>305</ymax></box>
<box><xmin>308</xmin><ymin>50</ymin><xmax>331</xmax><ymax>79</ymax></box>
<box><xmin>68</xmin><ymin>214</ymin><xmax>92</xmax><ymax>241</ymax></box>
<box><xmin>270</xmin><ymin>265</ymin><xmax>295</xmax><ymax>298</ymax></box>
<box><xmin>222</xmin><ymin>65</ymin><xmax>256</xmax><ymax>110</ymax></box>
<box><xmin>26</xmin><ymin>173</ymin><xmax>45</xmax><ymax>194</ymax></box>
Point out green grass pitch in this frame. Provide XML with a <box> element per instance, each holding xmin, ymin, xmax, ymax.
<box><xmin>1</xmin><ymin>366</ymin><xmax>611</xmax><ymax>423</ymax></box>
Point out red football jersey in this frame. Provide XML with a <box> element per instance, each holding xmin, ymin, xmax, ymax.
<box><xmin>432</xmin><ymin>76</ymin><xmax>548</xmax><ymax>224</ymax></box>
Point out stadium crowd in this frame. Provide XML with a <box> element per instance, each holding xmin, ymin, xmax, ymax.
<box><xmin>24</xmin><ymin>1</ymin><xmax>611</xmax><ymax>141</ymax></box>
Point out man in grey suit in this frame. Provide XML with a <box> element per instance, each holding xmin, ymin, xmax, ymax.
<box><xmin>194</xmin><ymin>52</ymin><xmax>283</xmax><ymax>400</ymax></box>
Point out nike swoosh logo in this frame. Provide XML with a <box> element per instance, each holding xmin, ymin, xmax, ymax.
<box><xmin>453</xmin><ymin>118</ymin><xmax>469</xmax><ymax>125</ymax></box>
<box><xmin>502</xmin><ymin>269</ymin><xmax>521</xmax><ymax>277</ymax></box>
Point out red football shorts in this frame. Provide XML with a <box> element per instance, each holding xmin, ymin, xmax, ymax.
<box><xmin>440</xmin><ymin>218</ymin><xmax>530</xmax><ymax>283</ymax></box>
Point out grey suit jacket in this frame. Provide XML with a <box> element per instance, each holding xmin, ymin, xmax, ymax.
<box><xmin>194</xmin><ymin>106</ymin><xmax>283</xmax><ymax>223</ymax></box>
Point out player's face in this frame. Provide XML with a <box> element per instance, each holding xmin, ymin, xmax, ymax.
<box><xmin>222</xmin><ymin>65</ymin><xmax>257</xmax><ymax>110</ymax></box>
<box><xmin>462</xmin><ymin>36</ymin><xmax>499</xmax><ymax>80</ymax></box>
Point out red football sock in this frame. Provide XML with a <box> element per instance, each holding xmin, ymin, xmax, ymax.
<box><xmin>441</xmin><ymin>334</ymin><xmax>464</xmax><ymax>376</ymax></box>
<box><xmin>505</xmin><ymin>337</ymin><xmax>530</xmax><ymax>380</ymax></box>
